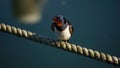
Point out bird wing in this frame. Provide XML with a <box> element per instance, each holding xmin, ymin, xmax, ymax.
<box><xmin>69</xmin><ymin>24</ymin><xmax>74</xmax><ymax>35</ymax></box>
<box><xmin>51</xmin><ymin>23</ymin><xmax>55</xmax><ymax>32</ymax></box>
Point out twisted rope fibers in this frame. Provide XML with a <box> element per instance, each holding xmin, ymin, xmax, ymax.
<box><xmin>0</xmin><ymin>23</ymin><xmax>120</xmax><ymax>66</ymax></box>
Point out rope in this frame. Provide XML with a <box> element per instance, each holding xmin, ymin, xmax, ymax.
<box><xmin>0</xmin><ymin>23</ymin><xmax>120</xmax><ymax>66</ymax></box>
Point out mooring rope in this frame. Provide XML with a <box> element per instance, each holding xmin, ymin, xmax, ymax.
<box><xmin>0</xmin><ymin>23</ymin><xmax>120</xmax><ymax>66</ymax></box>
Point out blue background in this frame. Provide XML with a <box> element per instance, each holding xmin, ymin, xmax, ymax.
<box><xmin>0</xmin><ymin>0</ymin><xmax>120</xmax><ymax>68</ymax></box>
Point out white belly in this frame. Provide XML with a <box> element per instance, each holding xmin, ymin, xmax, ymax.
<box><xmin>54</xmin><ymin>26</ymin><xmax>71</xmax><ymax>40</ymax></box>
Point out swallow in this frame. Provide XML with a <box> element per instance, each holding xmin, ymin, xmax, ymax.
<box><xmin>51</xmin><ymin>15</ymin><xmax>74</xmax><ymax>42</ymax></box>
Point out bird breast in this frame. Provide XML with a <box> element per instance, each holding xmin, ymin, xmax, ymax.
<box><xmin>54</xmin><ymin>26</ymin><xmax>71</xmax><ymax>40</ymax></box>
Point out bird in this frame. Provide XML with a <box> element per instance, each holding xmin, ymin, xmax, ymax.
<box><xmin>51</xmin><ymin>15</ymin><xmax>74</xmax><ymax>42</ymax></box>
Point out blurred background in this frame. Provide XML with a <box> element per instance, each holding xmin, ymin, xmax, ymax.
<box><xmin>0</xmin><ymin>0</ymin><xmax>120</xmax><ymax>68</ymax></box>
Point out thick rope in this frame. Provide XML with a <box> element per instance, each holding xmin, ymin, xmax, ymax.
<box><xmin>0</xmin><ymin>23</ymin><xmax>120</xmax><ymax>66</ymax></box>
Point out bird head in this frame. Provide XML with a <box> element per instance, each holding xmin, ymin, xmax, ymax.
<box><xmin>52</xmin><ymin>15</ymin><xmax>65</xmax><ymax>27</ymax></box>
